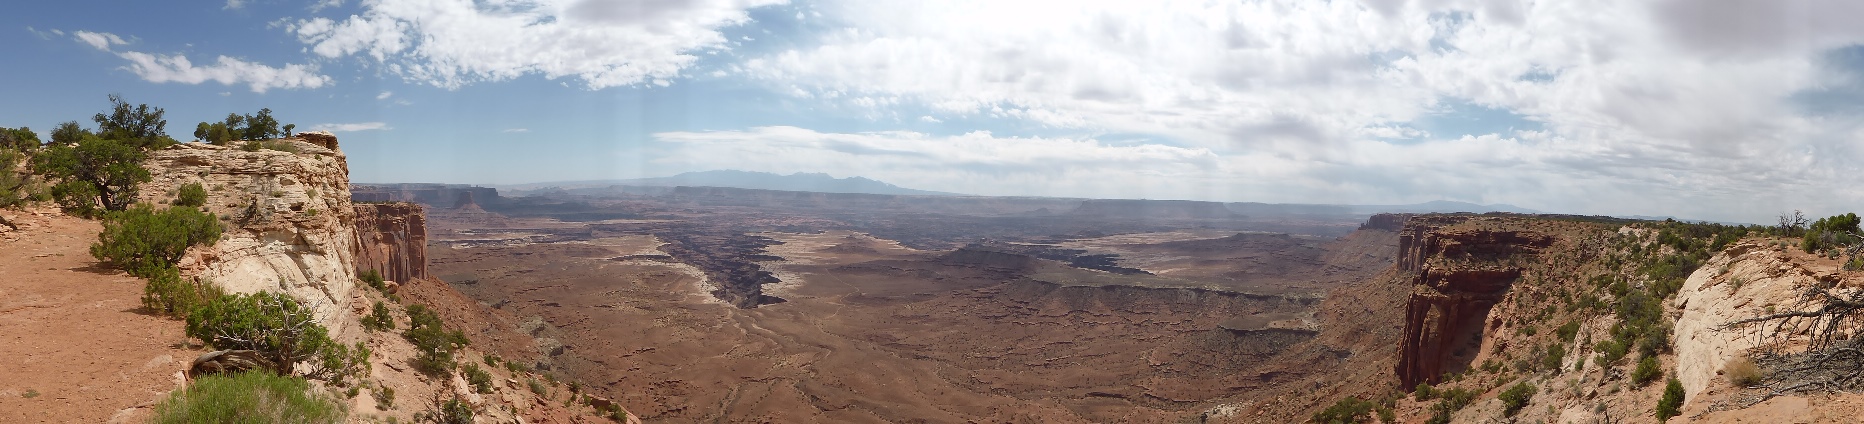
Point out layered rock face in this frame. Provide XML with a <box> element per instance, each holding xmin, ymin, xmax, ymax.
<box><xmin>138</xmin><ymin>132</ymin><xmax>360</xmax><ymax>335</ymax></box>
<box><xmin>1394</xmin><ymin>216</ymin><xmax>1553</xmax><ymax>387</ymax></box>
<box><xmin>353</xmin><ymin>202</ymin><xmax>428</xmax><ymax>284</ymax></box>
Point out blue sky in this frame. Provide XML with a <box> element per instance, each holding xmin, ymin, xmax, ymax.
<box><xmin>4</xmin><ymin>0</ymin><xmax>1864</xmax><ymax>223</ymax></box>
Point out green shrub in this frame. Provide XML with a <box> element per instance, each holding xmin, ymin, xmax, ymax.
<box><xmin>361</xmin><ymin>269</ymin><xmax>387</xmax><ymax>292</ymax></box>
<box><xmin>242</xmin><ymin>139</ymin><xmax>300</xmax><ymax>153</ymax></box>
<box><xmin>415</xmin><ymin>396</ymin><xmax>474</xmax><ymax>424</ymax></box>
<box><xmin>91</xmin><ymin>204</ymin><xmax>221</xmax><ymax>278</ymax></box>
<box><xmin>529</xmin><ymin>378</ymin><xmax>548</xmax><ymax>396</ymax></box>
<box><xmin>463</xmin><ymin>363</ymin><xmax>494</xmax><ymax>394</ymax></box>
<box><xmin>363</xmin><ymin>301</ymin><xmax>395</xmax><ymax>332</ymax></box>
<box><xmin>140</xmin><ymin>266</ymin><xmax>224</xmax><ymax>318</ymax></box>
<box><xmin>152</xmin><ymin>371</ymin><xmax>345</xmax><ymax>424</ymax></box>
<box><xmin>186</xmin><ymin>292</ymin><xmax>368</xmax><ymax>385</ymax></box>
<box><xmin>484</xmin><ymin>354</ymin><xmax>501</xmax><ymax>367</ymax></box>
<box><xmin>33</xmin><ymin>133</ymin><xmax>149</xmax><ymax>216</ymax></box>
<box><xmin>0</xmin><ymin>149</ymin><xmax>35</xmax><ymax>209</ymax></box>
<box><xmin>1556</xmin><ymin>320</ymin><xmax>1581</xmax><ymax>343</ymax></box>
<box><xmin>1542</xmin><ymin>343</ymin><xmax>1566</xmax><ymax>373</ymax></box>
<box><xmin>1632</xmin><ymin>355</ymin><xmax>1663</xmax><ymax>385</ymax></box>
<box><xmin>404</xmin><ymin>304</ymin><xmax>469</xmax><ymax>375</ymax></box>
<box><xmin>1413</xmin><ymin>382</ymin><xmax>1438</xmax><ymax>401</ymax></box>
<box><xmin>174</xmin><ymin>182</ymin><xmax>207</xmax><ymax>208</ymax></box>
<box><xmin>1310</xmin><ymin>397</ymin><xmax>1374</xmax><ymax>423</ymax></box>
<box><xmin>1656</xmin><ymin>378</ymin><xmax>1685</xmax><ymax>420</ymax></box>
<box><xmin>1498</xmin><ymin>382</ymin><xmax>1535</xmax><ymax>417</ymax></box>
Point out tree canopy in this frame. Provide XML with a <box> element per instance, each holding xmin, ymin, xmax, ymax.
<box><xmin>0</xmin><ymin>127</ymin><xmax>39</xmax><ymax>151</ymax></box>
<box><xmin>195</xmin><ymin>108</ymin><xmax>296</xmax><ymax>145</ymax></box>
<box><xmin>33</xmin><ymin>133</ymin><xmax>149</xmax><ymax>216</ymax></box>
<box><xmin>94</xmin><ymin>94</ymin><xmax>176</xmax><ymax>150</ymax></box>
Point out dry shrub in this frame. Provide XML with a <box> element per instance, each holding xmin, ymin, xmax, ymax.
<box><xmin>1725</xmin><ymin>356</ymin><xmax>1764</xmax><ymax>387</ymax></box>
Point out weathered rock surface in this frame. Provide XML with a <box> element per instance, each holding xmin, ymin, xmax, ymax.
<box><xmin>353</xmin><ymin>202</ymin><xmax>429</xmax><ymax>284</ymax></box>
<box><xmin>1672</xmin><ymin>242</ymin><xmax>1826</xmax><ymax>401</ymax></box>
<box><xmin>138</xmin><ymin>132</ymin><xmax>360</xmax><ymax>336</ymax></box>
<box><xmin>1393</xmin><ymin>216</ymin><xmax>1554</xmax><ymax>387</ymax></box>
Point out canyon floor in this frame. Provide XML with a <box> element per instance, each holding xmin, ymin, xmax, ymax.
<box><xmin>420</xmin><ymin>189</ymin><xmax>1401</xmax><ymax>422</ymax></box>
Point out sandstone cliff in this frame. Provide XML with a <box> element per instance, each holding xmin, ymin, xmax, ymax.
<box><xmin>353</xmin><ymin>202</ymin><xmax>429</xmax><ymax>284</ymax></box>
<box><xmin>1394</xmin><ymin>215</ymin><xmax>1555</xmax><ymax>387</ymax></box>
<box><xmin>139</xmin><ymin>132</ymin><xmax>361</xmax><ymax>335</ymax></box>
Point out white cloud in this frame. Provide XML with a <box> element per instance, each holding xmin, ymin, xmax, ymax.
<box><xmin>376</xmin><ymin>91</ymin><xmax>393</xmax><ymax>100</ymax></box>
<box><xmin>225</xmin><ymin>0</ymin><xmax>246</xmax><ymax>10</ymax></box>
<box><xmin>289</xmin><ymin>0</ymin><xmax>788</xmax><ymax>89</ymax></box>
<box><xmin>113</xmin><ymin>51</ymin><xmax>331</xmax><ymax>93</ymax></box>
<box><xmin>72</xmin><ymin>30</ymin><xmax>331</xmax><ymax>93</ymax></box>
<box><xmin>309</xmin><ymin>122</ymin><xmax>391</xmax><ymax>132</ymax></box>
<box><xmin>502</xmin><ymin>128</ymin><xmax>529</xmax><ymax>133</ymax></box>
<box><xmin>733</xmin><ymin>0</ymin><xmax>1864</xmax><ymax>222</ymax></box>
<box><xmin>73</xmin><ymin>30</ymin><xmax>127</xmax><ymax>50</ymax></box>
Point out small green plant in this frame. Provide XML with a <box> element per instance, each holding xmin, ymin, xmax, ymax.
<box><xmin>483</xmin><ymin>354</ymin><xmax>501</xmax><ymax>367</ymax></box>
<box><xmin>1657</xmin><ymin>377</ymin><xmax>1685</xmax><ymax>420</ymax></box>
<box><xmin>1632</xmin><ymin>354</ymin><xmax>1663</xmax><ymax>385</ymax></box>
<box><xmin>1310</xmin><ymin>396</ymin><xmax>1374</xmax><ymax>423</ymax></box>
<box><xmin>1542</xmin><ymin>343</ymin><xmax>1566</xmax><ymax>372</ymax></box>
<box><xmin>174</xmin><ymin>182</ymin><xmax>207</xmax><ymax>208</ymax></box>
<box><xmin>1724</xmin><ymin>356</ymin><xmax>1763</xmax><ymax>386</ymax></box>
<box><xmin>462</xmin><ymin>363</ymin><xmax>494</xmax><ymax>394</ymax></box>
<box><xmin>528</xmin><ymin>378</ymin><xmax>548</xmax><ymax>396</ymax></box>
<box><xmin>152</xmin><ymin>371</ymin><xmax>345</xmax><ymax>424</ymax></box>
<box><xmin>404</xmin><ymin>304</ymin><xmax>469</xmax><ymax>376</ymax></box>
<box><xmin>21</xmin><ymin>389</ymin><xmax>39</xmax><ymax>399</ymax></box>
<box><xmin>186</xmin><ymin>292</ymin><xmax>369</xmax><ymax>386</ymax></box>
<box><xmin>363</xmin><ymin>301</ymin><xmax>395</xmax><ymax>332</ymax></box>
<box><xmin>372</xmin><ymin>384</ymin><xmax>395</xmax><ymax>410</ymax></box>
<box><xmin>414</xmin><ymin>396</ymin><xmax>473</xmax><ymax>424</ymax></box>
<box><xmin>1413</xmin><ymin>382</ymin><xmax>1438</xmax><ymax>401</ymax></box>
<box><xmin>361</xmin><ymin>269</ymin><xmax>387</xmax><ymax>292</ymax></box>
<box><xmin>91</xmin><ymin>204</ymin><xmax>222</xmax><ymax>278</ymax></box>
<box><xmin>140</xmin><ymin>266</ymin><xmax>224</xmax><ymax>318</ymax></box>
<box><xmin>1556</xmin><ymin>320</ymin><xmax>1581</xmax><ymax>343</ymax></box>
<box><xmin>1498</xmin><ymin>382</ymin><xmax>1536</xmax><ymax>417</ymax></box>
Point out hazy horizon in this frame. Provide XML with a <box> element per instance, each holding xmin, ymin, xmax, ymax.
<box><xmin>4</xmin><ymin>1</ymin><xmax>1863</xmax><ymax>223</ymax></box>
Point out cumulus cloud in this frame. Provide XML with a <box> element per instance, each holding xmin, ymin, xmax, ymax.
<box><xmin>289</xmin><ymin>0</ymin><xmax>787</xmax><ymax>89</ymax></box>
<box><xmin>502</xmin><ymin>128</ymin><xmax>529</xmax><ymax>133</ymax></box>
<box><xmin>72</xmin><ymin>30</ymin><xmax>331</xmax><ymax>93</ymax></box>
<box><xmin>376</xmin><ymin>91</ymin><xmax>393</xmax><ymax>100</ymax></box>
<box><xmin>732</xmin><ymin>0</ymin><xmax>1864</xmax><ymax>222</ymax></box>
<box><xmin>309</xmin><ymin>122</ymin><xmax>391</xmax><ymax>132</ymax></box>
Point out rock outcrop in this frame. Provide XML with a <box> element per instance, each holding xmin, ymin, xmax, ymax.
<box><xmin>353</xmin><ymin>202</ymin><xmax>428</xmax><ymax>284</ymax></box>
<box><xmin>138</xmin><ymin>132</ymin><xmax>361</xmax><ymax>336</ymax></box>
<box><xmin>1393</xmin><ymin>216</ymin><xmax>1553</xmax><ymax>387</ymax></box>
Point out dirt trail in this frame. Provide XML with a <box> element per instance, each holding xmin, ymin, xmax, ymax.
<box><xmin>0</xmin><ymin>210</ymin><xmax>194</xmax><ymax>423</ymax></box>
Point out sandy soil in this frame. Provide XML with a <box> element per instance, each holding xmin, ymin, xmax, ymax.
<box><xmin>0</xmin><ymin>209</ymin><xmax>195</xmax><ymax>423</ymax></box>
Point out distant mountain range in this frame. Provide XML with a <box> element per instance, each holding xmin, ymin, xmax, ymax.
<box><xmin>507</xmin><ymin>170</ymin><xmax>964</xmax><ymax>196</ymax></box>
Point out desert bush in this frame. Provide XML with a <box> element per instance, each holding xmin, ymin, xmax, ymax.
<box><xmin>373</xmin><ymin>384</ymin><xmax>396</xmax><ymax>410</ymax></box>
<box><xmin>1656</xmin><ymin>377</ymin><xmax>1685</xmax><ymax>420</ymax></box>
<box><xmin>152</xmin><ymin>370</ymin><xmax>345</xmax><ymax>424</ymax></box>
<box><xmin>1498</xmin><ymin>382</ymin><xmax>1536</xmax><ymax>417</ymax></box>
<box><xmin>415</xmin><ymin>396</ymin><xmax>474</xmax><ymax>424</ymax></box>
<box><xmin>140</xmin><ymin>266</ymin><xmax>224</xmax><ymax>318</ymax></box>
<box><xmin>1632</xmin><ymin>354</ymin><xmax>1663</xmax><ymax>385</ymax></box>
<box><xmin>1542</xmin><ymin>343</ymin><xmax>1566</xmax><ymax>372</ymax></box>
<box><xmin>1724</xmin><ymin>356</ymin><xmax>1763</xmax><ymax>386</ymax></box>
<box><xmin>361</xmin><ymin>269</ymin><xmax>387</xmax><ymax>292</ymax></box>
<box><xmin>404</xmin><ymin>304</ymin><xmax>469</xmax><ymax>375</ymax></box>
<box><xmin>91</xmin><ymin>204</ymin><xmax>221</xmax><ymax>277</ymax></box>
<box><xmin>174</xmin><ymin>182</ymin><xmax>207</xmax><ymax>208</ymax></box>
<box><xmin>1310</xmin><ymin>397</ymin><xmax>1374</xmax><ymax>423</ymax></box>
<box><xmin>528</xmin><ymin>378</ymin><xmax>548</xmax><ymax>396</ymax></box>
<box><xmin>463</xmin><ymin>363</ymin><xmax>494</xmax><ymax>394</ymax></box>
<box><xmin>242</xmin><ymin>139</ymin><xmax>299</xmax><ymax>153</ymax></box>
<box><xmin>0</xmin><ymin>149</ymin><xmax>37</xmax><ymax>209</ymax></box>
<box><xmin>363</xmin><ymin>301</ymin><xmax>395</xmax><ymax>332</ymax></box>
<box><xmin>1413</xmin><ymin>382</ymin><xmax>1438</xmax><ymax>401</ymax></box>
<box><xmin>1556</xmin><ymin>320</ymin><xmax>1581</xmax><ymax>343</ymax></box>
<box><xmin>34</xmin><ymin>134</ymin><xmax>149</xmax><ymax>216</ymax></box>
<box><xmin>186</xmin><ymin>292</ymin><xmax>369</xmax><ymax>385</ymax></box>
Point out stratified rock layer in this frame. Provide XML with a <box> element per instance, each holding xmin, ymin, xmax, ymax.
<box><xmin>1394</xmin><ymin>216</ymin><xmax>1553</xmax><ymax>387</ymax></box>
<box><xmin>353</xmin><ymin>202</ymin><xmax>428</xmax><ymax>284</ymax></box>
<box><xmin>138</xmin><ymin>132</ymin><xmax>360</xmax><ymax>336</ymax></box>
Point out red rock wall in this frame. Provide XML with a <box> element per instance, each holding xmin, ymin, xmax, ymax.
<box><xmin>353</xmin><ymin>202</ymin><xmax>428</xmax><ymax>283</ymax></box>
<box><xmin>1393</xmin><ymin>217</ymin><xmax>1553</xmax><ymax>387</ymax></box>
